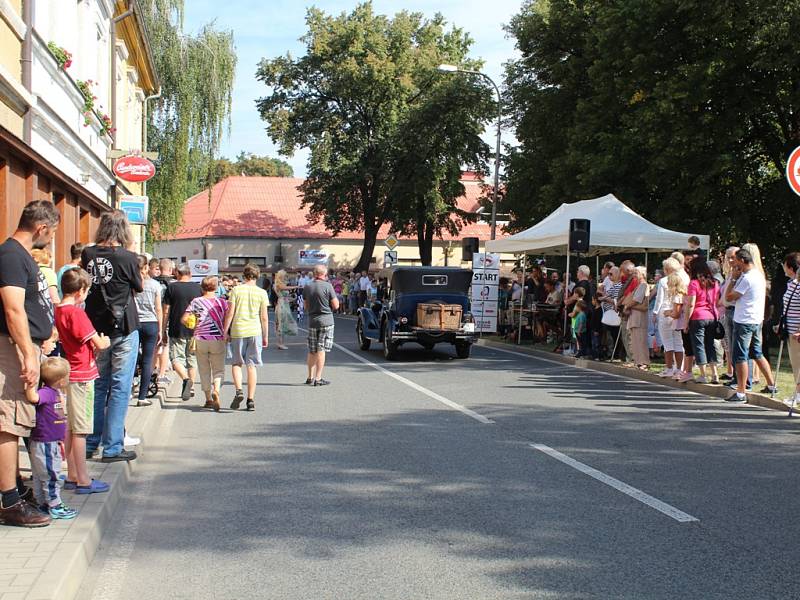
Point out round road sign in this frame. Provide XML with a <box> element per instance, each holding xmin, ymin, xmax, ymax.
<box><xmin>787</xmin><ymin>145</ymin><xmax>800</xmax><ymax>197</ymax></box>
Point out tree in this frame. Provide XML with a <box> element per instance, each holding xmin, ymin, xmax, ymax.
<box><xmin>212</xmin><ymin>152</ymin><xmax>294</xmax><ymax>182</ymax></box>
<box><xmin>256</xmin><ymin>2</ymin><xmax>493</xmax><ymax>270</ymax></box>
<box><xmin>504</xmin><ymin>0</ymin><xmax>800</xmax><ymax>264</ymax></box>
<box><xmin>139</xmin><ymin>0</ymin><xmax>236</xmax><ymax>238</ymax></box>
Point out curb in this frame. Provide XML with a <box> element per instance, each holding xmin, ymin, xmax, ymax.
<box><xmin>476</xmin><ymin>339</ymin><xmax>795</xmax><ymax>414</ymax></box>
<box><xmin>22</xmin><ymin>381</ymin><xmax>177</xmax><ymax>600</ymax></box>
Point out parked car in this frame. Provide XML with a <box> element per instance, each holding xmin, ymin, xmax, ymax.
<box><xmin>356</xmin><ymin>266</ymin><xmax>477</xmax><ymax>360</ymax></box>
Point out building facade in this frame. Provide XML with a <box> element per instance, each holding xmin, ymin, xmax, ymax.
<box><xmin>0</xmin><ymin>0</ymin><xmax>158</xmax><ymax>265</ymax></box>
<box><xmin>153</xmin><ymin>175</ymin><xmax>511</xmax><ymax>273</ymax></box>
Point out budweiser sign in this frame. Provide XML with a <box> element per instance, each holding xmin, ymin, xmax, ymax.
<box><xmin>113</xmin><ymin>155</ymin><xmax>156</xmax><ymax>183</ymax></box>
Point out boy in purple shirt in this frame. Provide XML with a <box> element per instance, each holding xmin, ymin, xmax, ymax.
<box><xmin>28</xmin><ymin>357</ymin><xmax>77</xmax><ymax>519</ymax></box>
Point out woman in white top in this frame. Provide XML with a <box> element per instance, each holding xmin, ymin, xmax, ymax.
<box><xmin>134</xmin><ymin>255</ymin><xmax>163</xmax><ymax>407</ymax></box>
<box><xmin>274</xmin><ymin>270</ymin><xmax>298</xmax><ymax>350</ymax></box>
<box><xmin>652</xmin><ymin>258</ymin><xmax>683</xmax><ymax>377</ymax></box>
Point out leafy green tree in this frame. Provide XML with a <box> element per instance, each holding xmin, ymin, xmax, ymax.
<box><xmin>256</xmin><ymin>2</ymin><xmax>493</xmax><ymax>270</ymax></box>
<box><xmin>213</xmin><ymin>152</ymin><xmax>294</xmax><ymax>181</ymax></box>
<box><xmin>505</xmin><ymin>0</ymin><xmax>800</xmax><ymax>264</ymax></box>
<box><xmin>140</xmin><ymin>0</ymin><xmax>236</xmax><ymax>238</ymax></box>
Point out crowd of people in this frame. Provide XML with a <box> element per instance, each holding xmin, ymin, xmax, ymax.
<box><xmin>499</xmin><ymin>236</ymin><xmax>800</xmax><ymax>407</ymax></box>
<box><xmin>0</xmin><ymin>202</ymin><xmax>342</xmax><ymax>528</ymax></box>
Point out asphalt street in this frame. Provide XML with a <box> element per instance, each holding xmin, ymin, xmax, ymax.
<box><xmin>79</xmin><ymin>315</ymin><xmax>800</xmax><ymax>599</ymax></box>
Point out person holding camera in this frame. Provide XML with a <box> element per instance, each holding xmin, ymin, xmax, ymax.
<box><xmin>81</xmin><ymin>210</ymin><xmax>142</xmax><ymax>462</ymax></box>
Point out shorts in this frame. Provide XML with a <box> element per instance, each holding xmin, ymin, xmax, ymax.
<box><xmin>67</xmin><ymin>381</ymin><xmax>95</xmax><ymax>435</ymax></box>
<box><xmin>0</xmin><ymin>335</ymin><xmax>36</xmax><ymax>437</ymax></box>
<box><xmin>230</xmin><ymin>336</ymin><xmax>263</xmax><ymax>366</ymax></box>
<box><xmin>169</xmin><ymin>337</ymin><xmax>198</xmax><ymax>370</ymax></box>
<box><xmin>733</xmin><ymin>322</ymin><xmax>763</xmax><ymax>364</ymax></box>
<box><xmin>307</xmin><ymin>325</ymin><xmax>335</xmax><ymax>353</ymax></box>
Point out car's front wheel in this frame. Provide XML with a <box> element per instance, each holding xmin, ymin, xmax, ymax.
<box><xmin>455</xmin><ymin>342</ymin><xmax>471</xmax><ymax>359</ymax></box>
<box><xmin>383</xmin><ymin>327</ymin><xmax>398</xmax><ymax>360</ymax></box>
<box><xmin>357</xmin><ymin>319</ymin><xmax>371</xmax><ymax>350</ymax></box>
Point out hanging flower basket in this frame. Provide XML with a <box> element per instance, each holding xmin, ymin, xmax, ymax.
<box><xmin>99</xmin><ymin>114</ymin><xmax>116</xmax><ymax>136</ymax></box>
<box><xmin>47</xmin><ymin>42</ymin><xmax>72</xmax><ymax>70</ymax></box>
<box><xmin>76</xmin><ymin>80</ymin><xmax>98</xmax><ymax>127</ymax></box>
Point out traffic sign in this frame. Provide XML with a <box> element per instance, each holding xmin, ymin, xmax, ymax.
<box><xmin>384</xmin><ymin>250</ymin><xmax>398</xmax><ymax>267</ymax></box>
<box><xmin>384</xmin><ymin>234</ymin><xmax>398</xmax><ymax>250</ymax></box>
<box><xmin>119</xmin><ymin>195</ymin><xmax>148</xmax><ymax>224</ymax></box>
<box><xmin>787</xmin><ymin>145</ymin><xmax>800</xmax><ymax>197</ymax></box>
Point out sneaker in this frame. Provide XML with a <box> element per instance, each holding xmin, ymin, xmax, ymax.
<box><xmin>181</xmin><ymin>379</ymin><xmax>193</xmax><ymax>401</ymax></box>
<box><xmin>724</xmin><ymin>393</ymin><xmax>747</xmax><ymax>404</ymax></box>
<box><xmin>246</xmin><ymin>399</ymin><xmax>255</xmax><ymax>411</ymax></box>
<box><xmin>230</xmin><ymin>390</ymin><xmax>244</xmax><ymax>410</ymax></box>
<box><xmin>719</xmin><ymin>373</ymin><xmax>733</xmax><ymax>382</ymax></box>
<box><xmin>304</xmin><ymin>378</ymin><xmax>313</xmax><ymax>385</ymax></box>
<box><xmin>48</xmin><ymin>503</ymin><xmax>78</xmax><ymax>520</ymax></box>
<box><xmin>157</xmin><ymin>375</ymin><xmax>172</xmax><ymax>385</ymax></box>
<box><xmin>314</xmin><ymin>379</ymin><xmax>331</xmax><ymax>387</ymax></box>
<box><xmin>101</xmin><ymin>450</ymin><xmax>137</xmax><ymax>463</ymax></box>
<box><xmin>693</xmin><ymin>376</ymin><xmax>708</xmax><ymax>384</ymax></box>
<box><xmin>759</xmin><ymin>385</ymin><xmax>778</xmax><ymax>395</ymax></box>
<box><xmin>85</xmin><ymin>447</ymin><xmax>101</xmax><ymax>460</ymax></box>
<box><xmin>124</xmin><ymin>435</ymin><xmax>141</xmax><ymax>447</ymax></box>
<box><xmin>74</xmin><ymin>479</ymin><xmax>110</xmax><ymax>494</ymax></box>
<box><xmin>671</xmin><ymin>371</ymin><xmax>685</xmax><ymax>381</ymax></box>
<box><xmin>710</xmin><ymin>378</ymin><xmax>720</xmax><ymax>385</ymax></box>
<box><xmin>657</xmin><ymin>369</ymin><xmax>674</xmax><ymax>378</ymax></box>
<box><xmin>0</xmin><ymin>500</ymin><xmax>51</xmax><ymax>527</ymax></box>
<box><xmin>727</xmin><ymin>382</ymin><xmax>752</xmax><ymax>391</ymax></box>
<box><xmin>677</xmin><ymin>372</ymin><xmax>694</xmax><ymax>383</ymax></box>
<box><xmin>278</xmin><ymin>344</ymin><xmax>289</xmax><ymax>350</ymax></box>
<box><xmin>136</xmin><ymin>398</ymin><xmax>152</xmax><ymax>407</ymax></box>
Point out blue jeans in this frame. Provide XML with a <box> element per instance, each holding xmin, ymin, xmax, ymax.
<box><xmin>689</xmin><ymin>319</ymin><xmax>717</xmax><ymax>365</ymax></box>
<box><xmin>732</xmin><ymin>322</ymin><xmax>763</xmax><ymax>364</ymax></box>
<box><xmin>88</xmin><ymin>330</ymin><xmax>140</xmax><ymax>457</ymax></box>
<box><xmin>137</xmin><ymin>322</ymin><xmax>159</xmax><ymax>400</ymax></box>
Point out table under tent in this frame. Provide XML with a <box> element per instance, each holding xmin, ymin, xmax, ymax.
<box><xmin>485</xmin><ymin>194</ymin><xmax>710</xmax><ymax>346</ymax></box>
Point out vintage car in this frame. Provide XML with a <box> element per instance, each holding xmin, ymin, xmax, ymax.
<box><xmin>356</xmin><ymin>266</ymin><xmax>478</xmax><ymax>360</ymax></box>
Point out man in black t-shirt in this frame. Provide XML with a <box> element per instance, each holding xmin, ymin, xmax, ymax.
<box><xmin>0</xmin><ymin>200</ymin><xmax>60</xmax><ymax>528</ymax></box>
<box><xmin>163</xmin><ymin>265</ymin><xmax>202</xmax><ymax>400</ymax></box>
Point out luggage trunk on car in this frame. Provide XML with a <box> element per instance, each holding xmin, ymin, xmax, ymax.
<box><xmin>415</xmin><ymin>302</ymin><xmax>463</xmax><ymax>330</ymax></box>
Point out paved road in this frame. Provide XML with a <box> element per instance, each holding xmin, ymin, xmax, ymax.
<box><xmin>79</xmin><ymin>315</ymin><xmax>800</xmax><ymax>599</ymax></box>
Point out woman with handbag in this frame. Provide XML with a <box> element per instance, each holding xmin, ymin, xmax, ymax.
<box><xmin>781</xmin><ymin>252</ymin><xmax>800</xmax><ymax>407</ymax></box>
<box><xmin>133</xmin><ymin>255</ymin><xmax>162</xmax><ymax>407</ymax></box>
<box><xmin>683</xmin><ymin>260</ymin><xmax>721</xmax><ymax>384</ymax></box>
<box><xmin>598</xmin><ymin>266</ymin><xmax>623</xmax><ymax>360</ymax></box>
<box><xmin>182</xmin><ymin>276</ymin><xmax>229</xmax><ymax>412</ymax></box>
<box><xmin>623</xmin><ymin>266</ymin><xmax>651</xmax><ymax>370</ymax></box>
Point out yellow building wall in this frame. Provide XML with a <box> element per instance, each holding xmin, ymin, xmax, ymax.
<box><xmin>0</xmin><ymin>0</ymin><xmax>24</xmax><ymax>136</ymax></box>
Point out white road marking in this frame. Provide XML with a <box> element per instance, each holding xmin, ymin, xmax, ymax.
<box><xmin>333</xmin><ymin>342</ymin><xmax>495</xmax><ymax>425</ymax></box>
<box><xmin>89</xmin><ymin>407</ymin><xmax>177</xmax><ymax>600</ymax></box>
<box><xmin>531</xmin><ymin>443</ymin><xmax>699</xmax><ymax>523</ymax></box>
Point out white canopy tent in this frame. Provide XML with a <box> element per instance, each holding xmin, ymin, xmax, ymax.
<box><xmin>484</xmin><ymin>194</ymin><xmax>710</xmax><ymax>345</ymax></box>
<box><xmin>485</xmin><ymin>194</ymin><xmax>709</xmax><ymax>255</ymax></box>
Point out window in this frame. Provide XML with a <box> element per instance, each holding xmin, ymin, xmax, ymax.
<box><xmin>422</xmin><ymin>275</ymin><xmax>448</xmax><ymax>286</ymax></box>
<box><xmin>229</xmin><ymin>256</ymin><xmax>266</xmax><ymax>267</ymax></box>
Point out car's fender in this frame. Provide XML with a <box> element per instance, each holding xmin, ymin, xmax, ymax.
<box><xmin>357</xmin><ymin>307</ymin><xmax>381</xmax><ymax>339</ymax></box>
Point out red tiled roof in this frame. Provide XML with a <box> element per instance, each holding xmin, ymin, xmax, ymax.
<box><xmin>172</xmin><ymin>176</ymin><xmax>500</xmax><ymax>241</ymax></box>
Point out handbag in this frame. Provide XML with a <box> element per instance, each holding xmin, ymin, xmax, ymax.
<box><xmin>708</xmin><ymin>288</ymin><xmax>725</xmax><ymax>340</ymax></box>
<box><xmin>777</xmin><ymin>282</ymin><xmax>799</xmax><ymax>341</ymax></box>
<box><xmin>601</xmin><ymin>307</ymin><xmax>621</xmax><ymax>327</ymax></box>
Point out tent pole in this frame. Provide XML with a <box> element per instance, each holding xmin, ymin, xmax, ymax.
<box><xmin>596</xmin><ymin>255</ymin><xmax>599</xmax><ymax>283</ymax></box>
<box><xmin>517</xmin><ymin>253</ymin><xmax>526</xmax><ymax>345</ymax></box>
<box><xmin>563</xmin><ymin>248</ymin><xmax>571</xmax><ymax>349</ymax></box>
<box><xmin>645</xmin><ymin>251</ymin><xmax>648</xmax><ymax>272</ymax></box>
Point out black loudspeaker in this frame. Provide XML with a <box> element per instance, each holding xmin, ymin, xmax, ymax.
<box><xmin>274</xmin><ymin>254</ymin><xmax>283</xmax><ymax>264</ymax></box>
<box><xmin>462</xmin><ymin>237</ymin><xmax>479</xmax><ymax>262</ymax></box>
<box><xmin>569</xmin><ymin>219</ymin><xmax>591</xmax><ymax>253</ymax></box>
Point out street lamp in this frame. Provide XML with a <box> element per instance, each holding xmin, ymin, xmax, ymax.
<box><xmin>437</xmin><ymin>63</ymin><xmax>502</xmax><ymax>241</ymax></box>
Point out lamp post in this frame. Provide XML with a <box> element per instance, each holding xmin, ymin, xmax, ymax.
<box><xmin>438</xmin><ymin>64</ymin><xmax>502</xmax><ymax>241</ymax></box>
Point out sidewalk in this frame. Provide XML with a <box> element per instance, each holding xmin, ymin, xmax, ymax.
<box><xmin>477</xmin><ymin>338</ymin><xmax>796</xmax><ymax>414</ymax></box>
<box><xmin>0</xmin><ymin>379</ymin><xmax>180</xmax><ymax>600</ymax></box>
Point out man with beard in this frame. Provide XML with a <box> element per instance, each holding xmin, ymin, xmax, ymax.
<box><xmin>0</xmin><ymin>200</ymin><xmax>60</xmax><ymax>527</ymax></box>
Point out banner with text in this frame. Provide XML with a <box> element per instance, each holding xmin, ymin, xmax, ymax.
<box><xmin>471</xmin><ymin>253</ymin><xmax>500</xmax><ymax>332</ymax></box>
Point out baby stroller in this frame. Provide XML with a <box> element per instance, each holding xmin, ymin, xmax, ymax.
<box><xmin>133</xmin><ymin>343</ymin><xmax>159</xmax><ymax>399</ymax></box>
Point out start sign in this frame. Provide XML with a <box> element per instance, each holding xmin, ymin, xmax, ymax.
<box><xmin>788</xmin><ymin>146</ymin><xmax>800</xmax><ymax>197</ymax></box>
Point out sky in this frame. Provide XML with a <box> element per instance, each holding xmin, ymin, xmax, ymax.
<box><xmin>183</xmin><ymin>0</ymin><xmax>522</xmax><ymax>178</ymax></box>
